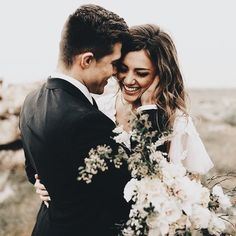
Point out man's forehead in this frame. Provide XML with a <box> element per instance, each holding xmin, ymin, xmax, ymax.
<box><xmin>112</xmin><ymin>43</ymin><xmax>122</xmax><ymax>59</ymax></box>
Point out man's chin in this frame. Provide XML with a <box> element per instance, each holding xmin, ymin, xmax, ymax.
<box><xmin>91</xmin><ymin>88</ymin><xmax>104</xmax><ymax>95</ymax></box>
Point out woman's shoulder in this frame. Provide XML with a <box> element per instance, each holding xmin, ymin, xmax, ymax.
<box><xmin>172</xmin><ymin>110</ymin><xmax>198</xmax><ymax>136</ymax></box>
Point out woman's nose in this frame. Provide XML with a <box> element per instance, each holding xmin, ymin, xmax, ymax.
<box><xmin>124</xmin><ymin>73</ymin><xmax>135</xmax><ymax>84</ymax></box>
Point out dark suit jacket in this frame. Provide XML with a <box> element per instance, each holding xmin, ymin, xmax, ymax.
<box><xmin>20</xmin><ymin>78</ymin><xmax>130</xmax><ymax>236</ymax></box>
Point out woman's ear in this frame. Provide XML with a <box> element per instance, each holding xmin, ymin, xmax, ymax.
<box><xmin>80</xmin><ymin>52</ymin><xmax>94</xmax><ymax>69</ymax></box>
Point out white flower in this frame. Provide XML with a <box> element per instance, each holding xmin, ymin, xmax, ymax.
<box><xmin>148</xmin><ymin>227</ymin><xmax>161</xmax><ymax>236</ymax></box>
<box><xmin>190</xmin><ymin>205</ymin><xmax>211</xmax><ymax>229</ymax></box>
<box><xmin>208</xmin><ymin>213</ymin><xmax>226</xmax><ymax>236</ymax></box>
<box><xmin>146</xmin><ymin>198</ymin><xmax>183</xmax><ymax>236</ymax></box>
<box><xmin>138</xmin><ymin>177</ymin><xmax>168</xmax><ymax>210</ymax></box>
<box><xmin>147</xmin><ymin>215</ymin><xmax>169</xmax><ymax>236</ymax></box>
<box><xmin>149</xmin><ymin>150</ymin><xmax>165</xmax><ymax>163</ymax></box>
<box><xmin>113</xmin><ymin>126</ymin><xmax>130</xmax><ymax>144</ymax></box>
<box><xmin>123</xmin><ymin>178</ymin><xmax>138</xmax><ymax>202</ymax></box>
<box><xmin>146</xmin><ymin>214</ymin><xmax>160</xmax><ymax>230</ymax></box>
<box><xmin>159</xmin><ymin>198</ymin><xmax>182</xmax><ymax>224</ymax></box>
<box><xmin>113</xmin><ymin>125</ymin><xmax>124</xmax><ymax>134</ymax></box>
<box><xmin>176</xmin><ymin>215</ymin><xmax>192</xmax><ymax>229</ymax></box>
<box><xmin>171</xmin><ymin>176</ymin><xmax>210</xmax><ymax>215</ymax></box>
<box><xmin>160</xmin><ymin>161</ymin><xmax>186</xmax><ymax>186</ymax></box>
<box><xmin>212</xmin><ymin>185</ymin><xmax>232</xmax><ymax>210</ymax></box>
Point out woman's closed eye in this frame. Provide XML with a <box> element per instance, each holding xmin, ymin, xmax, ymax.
<box><xmin>136</xmin><ymin>71</ymin><xmax>149</xmax><ymax>78</ymax></box>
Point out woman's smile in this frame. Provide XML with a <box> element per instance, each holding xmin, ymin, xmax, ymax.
<box><xmin>122</xmin><ymin>84</ymin><xmax>141</xmax><ymax>94</ymax></box>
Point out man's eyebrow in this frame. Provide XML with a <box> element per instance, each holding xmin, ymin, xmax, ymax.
<box><xmin>112</xmin><ymin>59</ymin><xmax>120</xmax><ymax>63</ymax></box>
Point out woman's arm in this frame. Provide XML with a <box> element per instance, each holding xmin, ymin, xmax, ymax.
<box><xmin>34</xmin><ymin>174</ymin><xmax>50</xmax><ymax>208</ymax></box>
<box><xmin>169</xmin><ymin>114</ymin><xmax>214</xmax><ymax>174</ymax></box>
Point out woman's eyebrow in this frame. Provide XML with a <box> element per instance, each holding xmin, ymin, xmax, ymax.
<box><xmin>135</xmin><ymin>67</ymin><xmax>151</xmax><ymax>71</ymax></box>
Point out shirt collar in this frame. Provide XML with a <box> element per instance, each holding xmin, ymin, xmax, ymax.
<box><xmin>50</xmin><ymin>72</ymin><xmax>93</xmax><ymax>105</ymax></box>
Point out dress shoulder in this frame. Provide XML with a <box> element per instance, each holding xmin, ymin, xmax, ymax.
<box><xmin>95</xmin><ymin>92</ymin><xmax>117</xmax><ymax>123</ymax></box>
<box><xmin>169</xmin><ymin>111</ymin><xmax>214</xmax><ymax>174</ymax></box>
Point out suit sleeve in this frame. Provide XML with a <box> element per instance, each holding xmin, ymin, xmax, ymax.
<box><xmin>21</xmin><ymin>139</ymin><xmax>36</xmax><ymax>184</ymax></box>
<box><xmin>19</xmin><ymin>110</ymin><xmax>36</xmax><ymax>185</ymax></box>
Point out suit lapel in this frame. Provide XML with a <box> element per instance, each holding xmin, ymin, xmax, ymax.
<box><xmin>46</xmin><ymin>77</ymin><xmax>116</xmax><ymax>127</ymax></box>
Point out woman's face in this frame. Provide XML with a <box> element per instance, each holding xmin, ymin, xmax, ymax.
<box><xmin>117</xmin><ymin>50</ymin><xmax>156</xmax><ymax>103</ymax></box>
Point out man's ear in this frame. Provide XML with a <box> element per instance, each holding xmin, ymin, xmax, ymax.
<box><xmin>80</xmin><ymin>52</ymin><xmax>94</xmax><ymax>69</ymax></box>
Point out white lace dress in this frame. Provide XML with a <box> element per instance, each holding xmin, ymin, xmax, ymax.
<box><xmin>96</xmin><ymin>93</ymin><xmax>214</xmax><ymax>174</ymax></box>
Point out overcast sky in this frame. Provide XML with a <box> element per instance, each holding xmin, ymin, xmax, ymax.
<box><xmin>0</xmin><ymin>0</ymin><xmax>236</xmax><ymax>88</ymax></box>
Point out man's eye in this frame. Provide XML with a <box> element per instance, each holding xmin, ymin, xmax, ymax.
<box><xmin>118</xmin><ymin>65</ymin><xmax>128</xmax><ymax>73</ymax></box>
<box><xmin>112</xmin><ymin>61</ymin><xmax>119</xmax><ymax>68</ymax></box>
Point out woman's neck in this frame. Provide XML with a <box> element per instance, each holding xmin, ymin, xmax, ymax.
<box><xmin>115</xmin><ymin>93</ymin><xmax>134</xmax><ymax>132</ymax></box>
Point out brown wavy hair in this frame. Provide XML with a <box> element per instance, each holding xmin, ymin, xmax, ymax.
<box><xmin>121</xmin><ymin>24</ymin><xmax>188</xmax><ymax>128</ymax></box>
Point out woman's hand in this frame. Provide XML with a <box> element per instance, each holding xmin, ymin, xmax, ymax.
<box><xmin>34</xmin><ymin>174</ymin><xmax>51</xmax><ymax>208</ymax></box>
<box><xmin>140</xmin><ymin>76</ymin><xmax>159</xmax><ymax>106</ymax></box>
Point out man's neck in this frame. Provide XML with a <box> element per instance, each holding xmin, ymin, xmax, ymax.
<box><xmin>51</xmin><ymin>69</ymin><xmax>93</xmax><ymax>105</ymax></box>
<box><xmin>56</xmin><ymin>63</ymin><xmax>85</xmax><ymax>86</ymax></box>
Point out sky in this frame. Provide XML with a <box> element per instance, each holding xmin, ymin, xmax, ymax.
<box><xmin>0</xmin><ymin>0</ymin><xmax>236</xmax><ymax>88</ymax></box>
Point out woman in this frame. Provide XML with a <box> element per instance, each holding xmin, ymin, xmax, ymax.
<box><xmin>35</xmin><ymin>24</ymin><xmax>214</xmax><ymax>203</ymax></box>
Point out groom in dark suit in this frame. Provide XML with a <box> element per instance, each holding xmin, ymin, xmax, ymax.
<box><xmin>20</xmin><ymin>4</ymin><xmax>130</xmax><ymax>236</ymax></box>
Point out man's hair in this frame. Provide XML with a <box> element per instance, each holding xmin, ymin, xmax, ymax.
<box><xmin>59</xmin><ymin>4</ymin><xmax>129</xmax><ymax>68</ymax></box>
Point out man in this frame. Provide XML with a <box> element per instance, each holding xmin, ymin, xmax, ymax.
<box><xmin>20</xmin><ymin>4</ymin><xmax>130</xmax><ymax>236</ymax></box>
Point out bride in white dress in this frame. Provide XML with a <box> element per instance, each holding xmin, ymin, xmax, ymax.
<box><xmin>97</xmin><ymin>24</ymin><xmax>213</xmax><ymax>175</ymax></box>
<box><xmin>34</xmin><ymin>24</ymin><xmax>213</xmax><ymax>203</ymax></box>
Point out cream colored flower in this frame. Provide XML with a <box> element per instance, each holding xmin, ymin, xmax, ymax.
<box><xmin>190</xmin><ymin>205</ymin><xmax>211</xmax><ymax>229</ymax></box>
<box><xmin>208</xmin><ymin>213</ymin><xmax>226</xmax><ymax>236</ymax></box>
<box><xmin>124</xmin><ymin>178</ymin><xmax>138</xmax><ymax>202</ymax></box>
<box><xmin>212</xmin><ymin>185</ymin><xmax>232</xmax><ymax>210</ymax></box>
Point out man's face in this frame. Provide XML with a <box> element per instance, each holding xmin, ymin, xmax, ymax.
<box><xmin>85</xmin><ymin>43</ymin><xmax>122</xmax><ymax>94</ymax></box>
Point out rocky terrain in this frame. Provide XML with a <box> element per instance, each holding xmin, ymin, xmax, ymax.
<box><xmin>0</xmin><ymin>80</ymin><xmax>42</xmax><ymax>236</ymax></box>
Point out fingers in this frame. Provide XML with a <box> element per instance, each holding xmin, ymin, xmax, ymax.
<box><xmin>34</xmin><ymin>174</ymin><xmax>39</xmax><ymax>179</ymax></box>
<box><xmin>34</xmin><ymin>174</ymin><xmax>50</xmax><ymax>207</ymax></box>
<box><xmin>148</xmin><ymin>76</ymin><xmax>159</xmax><ymax>91</ymax></box>
<box><xmin>154</xmin><ymin>77</ymin><xmax>160</xmax><ymax>98</ymax></box>
<box><xmin>44</xmin><ymin>201</ymin><xmax>49</xmax><ymax>208</ymax></box>
<box><xmin>141</xmin><ymin>76</ymin><xmax>159</xmax><ymax>105</ymax></box>
<box><xmin>34</xmin><ymin>179</ymin><xmax>51</xmax><ymax>201</ymax></box>
<box><xmin>36</xmin><ymin>188</ymin><xmax>51</xmax><ymax>201</ymax></box>
<box><xmin>147</xmin><ymin>76</ymin><xmax>160</xmax><ymax>100</ymax></box>
<box><xmin>34</xmin><ymin>179</ymin><xmax>46</xmax><ymax>190</ymax></box>
<box><xmin>144</xmin><ymin>76</ymin><xmax>159</xmax><ymax>96</ymax></box>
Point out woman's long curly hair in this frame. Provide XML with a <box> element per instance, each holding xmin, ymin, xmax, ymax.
<box><xmin>121</xmin><ymin>24</ymin><xmax>188</xmax><ymax>128</ymax></box>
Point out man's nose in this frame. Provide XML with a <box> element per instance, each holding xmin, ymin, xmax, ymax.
<box><xmin>112</xmin><ymin>66</ymin><xmax>117</xmax><ymax>76</ymax></box>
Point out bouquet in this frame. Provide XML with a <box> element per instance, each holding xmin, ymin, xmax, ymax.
<box><xmin>78</xmin><ymin>113</ymin><xmax>236</xmax><ymax>236</ymax></box>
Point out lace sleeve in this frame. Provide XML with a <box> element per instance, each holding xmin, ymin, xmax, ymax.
<box><xmin>169</xmin><ymin>113</ymin><xmax>214</xmax><ymax>174</ymax></box>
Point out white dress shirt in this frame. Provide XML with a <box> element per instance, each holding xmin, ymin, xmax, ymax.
<box><xmin>50</xmin><ymin>72</ymin><xmax>93</xmax><ymax>105</ymax></box>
